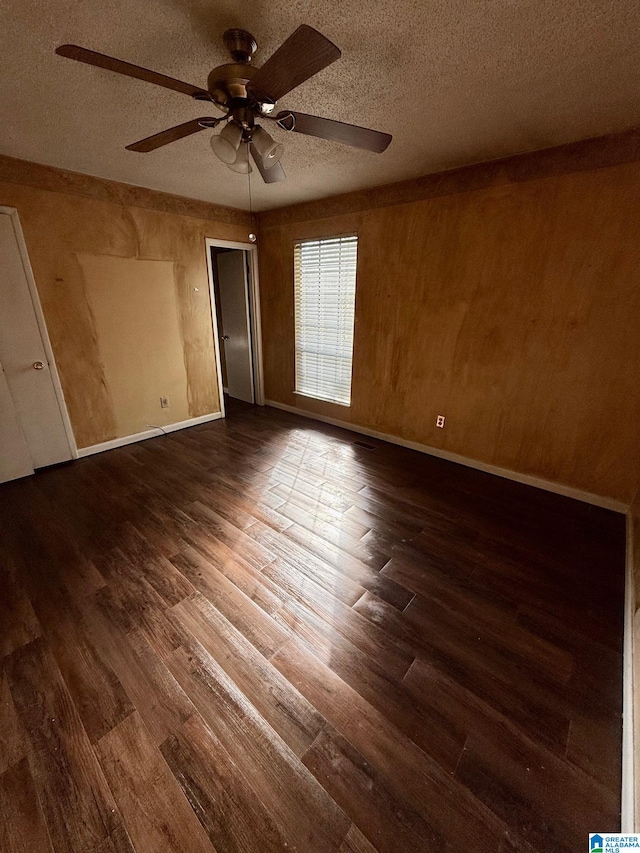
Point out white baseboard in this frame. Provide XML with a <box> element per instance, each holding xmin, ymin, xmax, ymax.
<box><xmin>265</xmin><ymin>399</ymin><xmax>628</xmax><ymax>513</ymax></box>
<box><xmin>623</xmin><ymin>511</ymin><xmax>636</xmax><ymax>831</ymax></box>
<box><xmin>77</xmin><ymin>411</ymin><xmax>223</xmax><ymax>458</ymax></box>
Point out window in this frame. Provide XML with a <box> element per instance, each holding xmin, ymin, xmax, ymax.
<box><xmin>294</xmin><ymin>235</ymin><xmax>358</xmax><ymax>406</ymax></box>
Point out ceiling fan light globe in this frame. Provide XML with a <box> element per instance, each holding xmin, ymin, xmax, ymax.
<box><xmin>210</xmin><ymin>122</ymin><xmax>243</xmax><ymax>164</ymax></box>
<box><xmin>252</xmin><ymin>126</ymin><xmax>284</xmax><ymax>167</ymax></box>
<box><xmin>211</xmin><ymin>136</ymin><xmax>237</xmax><ymax>164</ymax></box>
<box><xmin>264</xmin><ymin>142</ymin><xmax>285</xmax><ymax>167</ymax></box>
<box><xmin>227</xmin><ymin>143</ymin><xmax>252</xmax><ymax>174</ymax></box>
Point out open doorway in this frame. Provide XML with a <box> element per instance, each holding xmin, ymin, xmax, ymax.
<box><xmin>205</xmin><ymin>238</ymin><xmax>264</xmax><ymax>416</ymax></box>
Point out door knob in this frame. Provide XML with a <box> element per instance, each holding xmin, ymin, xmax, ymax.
<box><xmin>221</xmin><ymin>335</ymin><xmax>229</xmax><ymax>341</ymax></box>
<box><xmin>33</xmin><ymin>361</ymin><xmax>45</xmax><ymax>370</ymax></box>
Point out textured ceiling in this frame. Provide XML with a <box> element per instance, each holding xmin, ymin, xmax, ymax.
<box><xmin>1</xmin><ymin>0</ymin><xmax>640</xmax><ymax>211</ymax></box>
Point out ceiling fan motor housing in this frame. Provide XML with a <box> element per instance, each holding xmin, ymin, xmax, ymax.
<box><xmin>207</xmin><ymin>63</ymin><xmax>258</xmax><ymax>104</ymax></box>
<box><xmin>208</xmin><ymin>29</ymin><xmax>276</xmax><ymax>109</ymax></box>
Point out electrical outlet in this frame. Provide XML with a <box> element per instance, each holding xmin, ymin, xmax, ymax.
<box><xmin>160</xmin><ymin>396</ymin><xmax>169</xmax><ymax>409</ymax></box>
<box><xmin>436</xmin><ymin>414</ymin><xmax>446</xmax><ymax>428</ymax></box>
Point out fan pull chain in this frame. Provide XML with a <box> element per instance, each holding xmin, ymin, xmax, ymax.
<box><xmin>248</xmin><ymin>157</ymin><xmax>257</xmax><ymax>243</ymax></box>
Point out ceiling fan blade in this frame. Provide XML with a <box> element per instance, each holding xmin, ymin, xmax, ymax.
<box><xmin>248</xmin><ymin>25</ymin><xmax>340</xmax><ymax>102</ymax></box>
<box><xmin>126</xmin><ymin>118</ymin><xmax>219</xmax><ymax>152</ymax></box>
<box><xmin>250</xmin><ymin>145</ymin><xmax>286</xmax><ymax>183</ymax></box>
<box><xmin>276</xmin><ymin>111</ymin><xmax>392</xmax><ymax>153</ymax></box>
<box><xmin>55</xmin><ymin>44</ymin><xmax>211</xmax><ymax>99</ymax></box>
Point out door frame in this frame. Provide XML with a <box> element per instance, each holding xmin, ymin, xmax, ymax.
<box><xmin>0</xmin><ymin>206</ymin><xmax>78</xmax><ymax>459</ymax></box>
<box><xmin>204</xmin><ymin>238</ymin><xmax>265</xmax><ymax>416</ymax></box>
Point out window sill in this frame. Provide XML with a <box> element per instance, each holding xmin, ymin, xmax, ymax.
<box><xmin>294</xmin><ymin>391</ymin><xmax>351</xmax><ymax>408</ymax></box>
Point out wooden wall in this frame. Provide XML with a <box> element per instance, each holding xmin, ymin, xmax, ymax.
<box><xmin>0</xmin><ymin>159</ymin><xmax>251</xmax><ymax>449</ymax></box>
<box><xmin>258</xmin><ymin>154</ymin><xmax>640</xmax><ymax>505</ymax></box>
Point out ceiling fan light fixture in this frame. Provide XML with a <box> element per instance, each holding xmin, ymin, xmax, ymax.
<box><xmin>58</xmin><ymin>25</ymin><xmax>391</xmax><ymax>188</ymax></box>
<box><xmin>252</xmin><ymin>126</ymin><xmax>284</xmax><ymax>167</ymax></box>
<box><xmin>227</xmin><ymin>142</ymin><xmax>252</xmax><ymax>174</ymax></box>
<box><xmin>210</xmin><ymin>121</ymin><xmax>243</xmax><ymax>164</ymax></box>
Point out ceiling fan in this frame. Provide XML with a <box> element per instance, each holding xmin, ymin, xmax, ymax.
<box><xmin>55</xmin><ymin>25</ymin><xmax>392</xmax><ymax>183</ymax></box>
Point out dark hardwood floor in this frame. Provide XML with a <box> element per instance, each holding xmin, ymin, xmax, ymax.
<box><xmin>0</xmin><ymin>399</ymin><xmax>625</xmax><ymax>852</ymax></box>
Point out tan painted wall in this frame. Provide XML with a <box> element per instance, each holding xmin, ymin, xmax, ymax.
<box><xmin>258</xmin><ymin>160</ymin><xmax>640</xmax><ymax>505</ymax></box>
<box><xmin>0</xmin><ymin>178</ymin><xmax>250</xmax><ymax>449</ymax></box>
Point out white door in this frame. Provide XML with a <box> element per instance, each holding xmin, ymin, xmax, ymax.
<box><xmin>0</xmin><ymin>212</ymin><xmax>73</xmax><ymax>481</ymax></box>
<box><xmin>217</xmin><ymin>250</ymin><xmax>254</xmax><ymax>404</ymax></box>
<box><xmin>0</xmin><ymin>362</ymin><xmax>33</xmax><ymax>482</ymax></box>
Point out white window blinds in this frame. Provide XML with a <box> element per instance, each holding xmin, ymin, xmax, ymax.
<box><xmin>294</xmin><ymin>235</ymin><xmax>358</xmax><ymax>406</ymax></box>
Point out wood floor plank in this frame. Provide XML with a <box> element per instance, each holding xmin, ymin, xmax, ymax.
<box><xmin>403</xmin><ymin>654</ymin><xmax>619</xmax><ymax>845</ymax></box>
<box><xmin>265</xmin><ymin>456</ymin><xmax>329</xmax><ymax>491</ymax></box>
<box><xmin>123</xmin><ymin>509</ymin><xmax>184</xmax><ymax>559</ymax></box>
<box><xmin>302</xmin><ymin>725</ymin><xmax>448</xmax><ymax>852</ymax></box>
<box><xmin>181</xmin><ymin>528</ymin><xmax>284</xmax><ymax>614</ymax></box>
<box><xmin>4</xmin><ymin>638</ymin><xmax>119</xmax><ymax>852</ymax></box>
<box><xmin>339</xmin><ymin>824</ymin><xmax>380</xmax><ymax>853</ymax></box>
<box><xmin>281</xmin><ymin>521</ymin><xmax>412</xmax><ymax>608</ymax></box>
<box><xmin>95</xmin><ymin>711</ymin><xmax>214</xmax><ymax>853</ymax></box>
<box><xmin>196</xmin><ymin>474</ymin><xmax>294</xmax><ymax>533</ymax></box>
<box><xmin>247</xmin><ymin>520</ymin><xmax>372</xmax><ymax>606</ymax></box>
<box><xmin>345</xmin><ymin>503</ymin><xmax>424</xmax><ymax>542</ymax></box>
<box><xmin>194</xmin><ymin>483</ymin><xmax>267</xmax><ymax>531</ymax></box>
<box><xmin>281</xmin><ymin>448</ymin><xmax>365</xmax><ymax>483</ymax></box>
<box><xmin>161</xmin><ymin>714</ymin><xmax>294</xmax><ymax>852</ymax></box>
<box><xmin>172</xmin><ymin>592</ymin><xmax>324</xmax><ymax>757</ymax></box>
<box><xmin>268</xmin><ymin>477</ymin><xmax>357</xmax><ymax>513</ymax></box>
<box><xmin>497</xmin><ymin>832</ymin><xmax>539</xmax><ymax>853</ymax></box>
<box><xmin>264</xmin><ymin>485</ymin><xmax>371</xmax><ymax>540</ymax></box>
<box><xmin>272</xmin><ymin>638</ymin><xmax>504</xmax><ymax>850</ymax></box>
<box><xmin>0</xmin><ymin>562</ymin><xmax>42</xmax><ymax>658</ymax></box>
<box><xmin>5</xmin><ymin>491</ymin><xmax>110</xmax><ymax>606</ymax></box>
<box><xmin>197</xmin><ymin>462</ymin><xmax>276</xmax><ymax>499</ymax></box>
<box><xmin>470</xmin><ymin>553</ymin><xmax>621</xmax><ymax>653</ymax></box>
<box><xmin>30</xmin><ymin>583</ymin><xmax>134</xmax><ymax>743</ymax></box>
<box><xmin>166</xmin><ymin>639</ymin><xmax>351</xmax><ymax>852</ymax></box>
<box><xmin>516</xmin><ymin>604</ymin><xmax>623</xmax><ymax>790</ymax></box>
<box><xmin>263</xmin><ymin>555</ymin><xmax>365</xmax><ymax>611</ymax></box>
<box><xmin>89</xmin><ymin>608</ymin><xmax>196</xmax><ymax>746</ymax></box>
<box><xmin>93</xmin><ymin>566</ymin><xmax>188</xmax><ymax>660</ymax></box>
<box><xmin>455</xmin><ymin>728</ymin><xmax>619</xmax><ymax>853</ymax></box>
<box><xmin>128</xmin><ymin>487</ymin><xmax>197</xmax><ymax>541</ymax></box>
<box><xmin>352</xmin><ymin>588</ymin><xmax>414</xmax><ymax>627</ymax></box>
<box><xmin>565</xmin><ymin>713</ymin><xmax>622</xmax><ymax>812</ymax></box>
<box><xmin>0</xmin><ymin>667</ymin><xmax>25</xmax><ymax>774</ymax></box>
<box><xmin>402</xmin><ymin>586</ymin><xmax>574</xmax><ymax>686</ymax></box>
<box><xmin>380</xmin><ymin>550</ymin><xmax>519</xmax><ymax>622</ymax></box>
<box><xmin>353</xmin><ymin>587</ymin><xmax>572</xmax><ymax>755</ymax></box>
<box><xmin>0</xmin><ymin>757</ymin><xmax>55</xmax><ymax>853</ymax></box>
<box><xmin>169</xmin><ymin>543</ymin><xmax>289</xmax><ymax>657</ymax></box>
<box><xmin>185</xmin><ymin>500</ymin><xmax>275</xmax><ymax>571</ymax></box>
<box><xmin>272</xmin><ymin>607</ymin><xmax>473</xmax><ymax>768</ymax></box>
<box><xmin>104</xmin><ymin>523</ymin><xmax>194</xmax><ymax>606</ymax></box>
<box><xmin>91</xmin><ymin>824</ymin><xmax>137</xmax><ymax>853</ymax></box>
<box><xmin>275</xmin><ymin>592</ymin><xmax>415</xmax><ymax>681</ymax></box>
<box><xmin>355</xmin><ymin>483</ymin><xmax>444</xmax><ymax>530</ymax></box>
